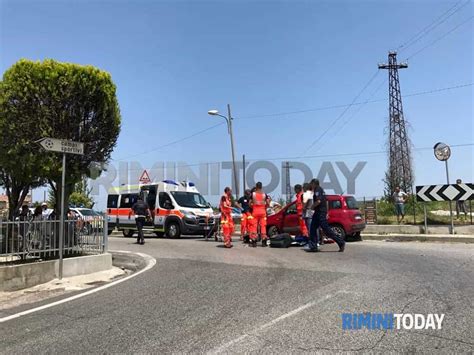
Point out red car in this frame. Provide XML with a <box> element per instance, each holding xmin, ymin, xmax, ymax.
<box><xmin>266</xmin><ymin>195</ymin><xmax>365</xmax><ymax>241</ymax></box>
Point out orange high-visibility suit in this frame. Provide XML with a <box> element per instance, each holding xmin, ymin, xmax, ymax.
<box><xmin>220</xmin><ymin>194</ymin><xmax>234</xmax><ymax>248</ymax></box>
<box><xmin>295</xmin><ymin>191</ymin><xmax>308</xmax><ymax>237</ymax></box>
<box><xmin>240</xmin><ymin>211</ymin><xmax>251</xmax><ymax>238</ymax></box>
<box><xmin>250</xmin><ymin>191</ymin><xmax>268</xmax><ymax>241</ymax></box>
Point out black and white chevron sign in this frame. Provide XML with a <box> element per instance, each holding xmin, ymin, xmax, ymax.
<box><xmin>416</xmin><ymin>183</ymin><xmax>474</xmax><ymax>202</ymax></box>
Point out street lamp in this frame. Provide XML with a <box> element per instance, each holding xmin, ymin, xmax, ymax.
<box><xmin>433</xmin><ymin>142</ymin><xmax>454</xmax><ymax>234</ymax></box>
<box><xmin>208</xmin><ymin>104</ymin><xmax>239</xmax><ymax>197</ymax></box>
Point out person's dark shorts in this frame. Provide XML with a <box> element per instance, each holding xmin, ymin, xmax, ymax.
<box><xmin>395</xmin><ymin>203</ymin><xmax>405</xmax><ymax>216</ymax></box>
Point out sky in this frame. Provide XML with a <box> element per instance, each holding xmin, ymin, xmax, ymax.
<box><xmin>1</xmin><ymin>0</ymin><xmax>473</xmax><ymax>209</ymax></box>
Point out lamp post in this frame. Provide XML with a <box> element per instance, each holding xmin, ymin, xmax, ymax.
<box><xmin>208</xmin><ymin>104</ymin><xmax>239</xmax><ymax>197</ymax></box>
<box><xmin>433</xmin><ymin>142</ymin><xmax>454</xmax><ymax>234</ymax></box>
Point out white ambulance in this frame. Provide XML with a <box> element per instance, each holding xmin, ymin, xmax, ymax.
<box><xmin>107</xmin><ymin>180</ymin><xmax>216</xmax><ymax>238</ymax></box>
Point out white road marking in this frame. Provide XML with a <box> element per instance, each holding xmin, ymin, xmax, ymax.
<box><xmin>0</xmin><ymin>250</ymin><xmax>156</xmax><ymax>323</ymax></box>
<box><xmin>210</xmin><ymin>292</ymin><xmax>346</xmax><ymax>354</ymax></box>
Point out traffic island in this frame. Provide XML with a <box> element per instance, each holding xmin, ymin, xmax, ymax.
<box><xmin>0</xmin><ymin>251</ymin><xmax>154</xmax><ymax>315</ymax></box>
<box><xmin>0</xmin><ymin>253</ymin><xmax>113</xmax><ymax>292</ymax></box>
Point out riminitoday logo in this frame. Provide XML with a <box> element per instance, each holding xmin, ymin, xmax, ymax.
<box><xmin>342</xmin><ymin>313</ymin><xmax>445</xmax><ymax>330</ymax></box>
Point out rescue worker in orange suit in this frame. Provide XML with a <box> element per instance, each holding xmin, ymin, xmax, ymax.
<box><xmin>294</xmin><ymin>184</ymin><xmax>309</xmax><ymax>239</ymax></box>
<box><xmin>236</xmin><ymin>189</ymin><xmax>252</xmax><ymax>243</ymax></box>
<box><xmin>249</xmin><ymin>182</ymin><xmax>270</xmax><ymax>247</ymax></box>
<box><xmin>220</xmin><ymin>187</ymin><xmax>234</xmax><ymax>248</ymax></box>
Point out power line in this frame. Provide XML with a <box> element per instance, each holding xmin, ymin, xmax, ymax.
<box><xmin>111</xmin><ymin>83</ymin><xmax>471</xmax><ymax>162</ymax></box>
<box><xmin>406</xmin><ymin>15</ymin><xmax>474</xmax><ymax>60</ymax></box>
<box><xmin>112</xmin><ymin>122</ymin><xmax>225</xmax><ymax>161</ymax></box>
<box><xmin>246</xmin><ymin>143</ymin><xmax>474</xmax><ymax>163</ymax></box>
<box><xmin>118</xmin><ymin>143</ymin><xmax>474</xmax><ymax>172</ymax></box>
<box><xmin>301</xmin><ymin>70</ymin><xmax>381</xmax><ymax>155</ymax></box>
<box><xmin>235</xmin><ymin>82</ymin><xmax>472</xmax><ymax>120</ymax></box>
<box><xmin>397</xmin><ymin>1</ymin><xmax>469</xmax><ymax>52</ymax></box>
<box><xmin>313</xmin><ymin>77</ymin><xmax>388</xmax><ymax>153</ymax></box>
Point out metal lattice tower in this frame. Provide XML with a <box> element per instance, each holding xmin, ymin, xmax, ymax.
<box><xmin>378</xmin><ymin>51</ymin><xmax>414</xmax><ymax>194</ymax></box>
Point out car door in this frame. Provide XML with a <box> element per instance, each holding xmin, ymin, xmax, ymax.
<box><xmin>282</xmin><ymin>202</ymin><xmax>300</xmax><ymax>234</ymax></box>
<box><xmin>156</xmin><ymin>192</ymin><xmax>173</xmax><ymax>230</ymax></box>
<box><xmin>328</xmin><ymin>197</ymin><xmax>343</xmax><ymax>224</ymax></box>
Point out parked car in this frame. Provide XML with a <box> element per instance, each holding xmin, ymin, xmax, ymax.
<box><xmin>70</xmin><ymin>208</ymin><xmax>103</xmax><ymax>233</ymax></box>
<box><xmin>266</xmin><ymin>195</ymin><xmax>365</xmax><ymax>241</ymax></box>
<box><xmin>213</xmin><ymin>207</ymin><xmax>242</xmax><ymax>222</ymax></box>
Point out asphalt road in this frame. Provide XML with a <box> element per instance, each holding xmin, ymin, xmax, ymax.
<box><xmin>1</xmin><ymin>236</ymin><xmax>473</xmax><ymax>353</ymax></box>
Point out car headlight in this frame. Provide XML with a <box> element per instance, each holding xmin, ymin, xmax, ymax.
<box><xmin>180</xmin><ymin>210</ymin><xmax>196</xmax><ymax>219</ymax></box>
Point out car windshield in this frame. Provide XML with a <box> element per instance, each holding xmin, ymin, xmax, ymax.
<box><xmin>345</xmin><ymin>197</ymin><xmax>359</xmax><ymax>210</ymax></box>
<box><xmin>77</xmin><ymin>209</ymin><xmax>96</xmax><ymax>216</ymax></box>
<box><xmin>170</xmin><ymin>192</ymin><xmax>209</xmax><ymax>208</ymax></box>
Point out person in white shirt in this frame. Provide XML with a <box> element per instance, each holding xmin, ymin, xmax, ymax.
<box><xmin>302</xmin><ymin>183</ymin><xmax>315</xmax><ymax>242</ymax></box>
<box><xmin>392</xmin><ymin>186</ymin><xmax>408</xmax><ymax>223</ymax></box>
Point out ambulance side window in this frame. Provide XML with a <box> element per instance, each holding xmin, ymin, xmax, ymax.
<box><xmin>159</xmin><ymin>192</ymin><xmax>173</xmax><ymax>209</ymax></box>
<box><xmin>120</xmin><ymin>194</ymin><xmax>139</xmax><ymax>208</ymax></box>
<box><xmin>107</xmin><ymin>195</ymin><xmax>118</xmax><ymax>208</ymax></box>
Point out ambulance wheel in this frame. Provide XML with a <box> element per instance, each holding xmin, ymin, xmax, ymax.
<box><xmin>123</xmin><ymin>229</ymin><xmax>134</xmax><ymax>238</ymax></box>
<box><xmin>166</xmin><ymin>222</ymin><xmax>181</xmax><ymax>238</ymax></box>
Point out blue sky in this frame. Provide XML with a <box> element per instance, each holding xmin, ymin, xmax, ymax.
<box><xmin>1</xmin><ymin>0</ymin><xmax>473</xmax><ymax>207</ymax></box>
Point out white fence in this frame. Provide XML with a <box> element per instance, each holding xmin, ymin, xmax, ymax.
<box><xmin>0</xmin><ymin>217</ymin><xmax>107</xmax><ymax>263</ymax></box>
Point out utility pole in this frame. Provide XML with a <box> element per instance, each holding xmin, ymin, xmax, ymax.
<box><xmin>227</xmin><ymin>104</ymin><xmax>239</xmax><ymax>197</ymax></box>
<box><xmin>378</xmin><ymin>51</ymin><xmax>413</xmax><ymax>195</ymax></box>
<box><xmin>242</xmin><ymin>154</ymin><xmax>246</xmax><ymax>192</ymax></box>
<box><xmin>283</xmin><ymin>162</ymin><xmax>293</xmax><ymax>204</ymax></box>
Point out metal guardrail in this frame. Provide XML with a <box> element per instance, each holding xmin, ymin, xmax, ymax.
<box><xmin>0</xmin><ymin>217</ymin><xmax>107</xmax><ymax>264</ymax></box>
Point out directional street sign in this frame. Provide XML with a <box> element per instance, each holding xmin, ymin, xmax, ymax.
<box><xmin>416</xmin><ymin>183</ymin><xmax>474</xmax><ymax>202</ymax></box>
<box><xmin>39</xmin><ymin>138</ymin><xmax>84</xmax><ymax>155</ymax></box>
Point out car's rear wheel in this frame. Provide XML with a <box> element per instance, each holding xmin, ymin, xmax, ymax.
<box><xmin>166</xmin><ymin>222</ymin><xmax>181</xmax><ymax>238</ymax></box>
<box><xmin>123</xmin><ymin>229</ymin><xmax>134</xmax><ymax>238</ymax></box>
<box><xmin>267</xmin><ymin>225</ymin><xmax>279</xmax><ymax>237</ymax></box>
<box><xmin>330</xmin><ymin>225</ymin><xmax>346</xmax><ymax>241</ymax></box>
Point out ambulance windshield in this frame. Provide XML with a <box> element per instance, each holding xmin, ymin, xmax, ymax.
<box><xmin>170</xmin><ymin>192</ymin><xmax>209</xmax><ymax>208</ymax></box>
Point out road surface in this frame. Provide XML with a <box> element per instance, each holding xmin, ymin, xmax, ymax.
<box><xmin>1</xmin><ymin>236</ymin><xmax>473</xmax><ymax>353</ymax></box>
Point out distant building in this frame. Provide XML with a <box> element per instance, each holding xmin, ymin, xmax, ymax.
<box><xmin>0</xmin><ymin>194</ymin><xmax>32</xmax><ymax>216</ymax></box>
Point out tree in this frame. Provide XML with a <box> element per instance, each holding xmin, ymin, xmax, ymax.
<box><xmin>0</xmin><ymin>59</ymin><xmax>121</xmax><ymax>219</ymax></box>
<box><xmin>49</xmin><ymin>179</ymin><xmax>95</xmax><ymax>208</ymax></box>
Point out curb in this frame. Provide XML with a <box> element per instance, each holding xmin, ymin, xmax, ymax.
<box><xmin>362</xmin><ymin>234</ymin><xmax>474</xmax><ymax>243</ymax></box>
<box><xmin>0</xmin><ymin>251</ymin><xmax>156</xmax><ymax>323</ymax></box>
<box><xmin>111</xmin><ymin>250</ymin><xmax>151</xmax><ymax>272</ymax></box>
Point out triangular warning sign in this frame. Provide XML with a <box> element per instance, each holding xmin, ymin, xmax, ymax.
<box><xmin>139</xmin><ymin>170</ymin><xmax>151</xmax><ymax>184</ymax></box>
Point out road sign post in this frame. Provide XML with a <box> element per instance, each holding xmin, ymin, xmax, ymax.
<box><xmin>38</xmin><ymin>138</ymin><xmax>84</xmax><ymax>279</ymax></box>
<box><xmin>59</xmin><ymin>153</ymin><xmax>66</xmax><ymax>279</ymax></box>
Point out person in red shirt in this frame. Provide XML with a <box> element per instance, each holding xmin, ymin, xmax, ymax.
<box><xmin>294</xmin><ymin>184</ymin><xmax>309</xmax><ymax>239</ymax></box>
<box><xmin>249</xmin><ymin>182</ymin><xmax>270</xmax><ymax>247</ymax></box>
<box><xmin>219</xmin><ymin>187</ymin><xmax>234</xmax><ymax>248</ymax></box>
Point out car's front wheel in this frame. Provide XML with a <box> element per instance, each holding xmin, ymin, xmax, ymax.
<box><xmin>330</xmin><ymin>225</ymin><xmax>346</xmax><ymax>241</ymax></box>
<box><xmin>267</xmin><ymin>225</ymin><xmax>279</xmax><ymax>237</ymax></box>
